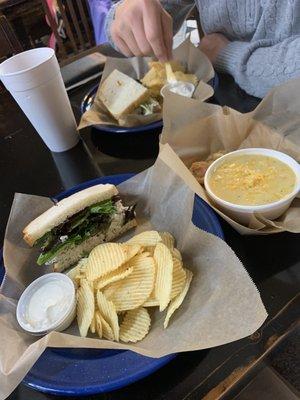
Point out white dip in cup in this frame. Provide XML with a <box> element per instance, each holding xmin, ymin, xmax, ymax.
<box><xmin>160</xmin><ymin>81</ymin><xmax>195</xmax><ymax>98</ymax></box>
<box><xmin>16</xmin><ymin>273</ymin><xmax>76</xmax><ymax>335</ymax></box>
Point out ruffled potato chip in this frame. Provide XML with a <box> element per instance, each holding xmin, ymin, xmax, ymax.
<box><xmin>164</xmin><ymin>269</ymin><xmax>193</xmax><ymax>329</ymax></box>
<box><xmin>154</xmin><ymin>243</ymin><xmax>173</xmax><ymax>311</ymax></box>
<box><xmin>104</xmin><ymin>253</ymin><xmax>155</xmax><ymax>311</ymax></box>
<box><xmin>171</xmin><ymin>257</ymin><xmax>186</xmax><ymax>299</ymax></box>
<box><xmin>95</xmin><ymin>310</ymin><xmax>102</xmax><ymax>338</ymax></box>
<box><xmin>159</xmin><ymin>232</ymin><xmax>175</xmax><ymax>249</ymax></box>
<box><xmin>143</xmin><ymin>294</ymin><xmax>159</xmax><ymax>307</ymax></box>
<box><xmin>86</xmin><ymin>243</ymin><xmax>127</xmax><ymax>281</ymax></box>
<box><xmin>120</xmin><ymin>307</ymin><xmax>151</xmax><ymax>343</ymax></box>
<box><xmin>126</xmin><ymin>231</ymin><xmax>162</xmax><ymax>246</ymax></box>
<box><xmin>66</xmin><ymin>258</ymin><xmax>88</xmax><ymax>288</ymax></box>
<box><xmin>143</xmin><ymin>253</ymin><xmax>158</xmax><ymax>307</ymax></box>
<box><xmin>90</xmin><ymin>312</ymin><xmax>96</xmax><ymax>334</ymax></box>
<box><xmin>143</xmin><ymin>246</ymin><xmax>155</xmax><ymax>257</ymax></box>
<box><xmin>123</xmin><ymin>244</ymin><xmax>142</xmax><ymax>262</ymax></box>
<box><xmin>171</xmin><ymin>248</ymin><xmax>182</xmax><ymax>261</ymax></box>
<box><xmin>95</xmin><ymin>265</ymin><xmax>133</xmax><ymax>290</ymax></box>
<box><xmin>99</xmin><ymin>313</ymin><xmax>114</xmax><ymax>341</ymax></box>
<box><xmin>97</xmin><ymin>291</ymin><xmax>119</xmax><ymax>341</ymax></box>
<box><xmin>144</xmin><ymin>249</ymin><xmax>185</xmax><ymax>305</ymax></box>
<box><xmin>77</xmin><ymin>279</ymin><xmax>94</xmax><ymax>337</ymax></box>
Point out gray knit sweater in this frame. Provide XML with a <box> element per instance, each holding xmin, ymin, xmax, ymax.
<box><xmin>105</xmin><ymin>0</ymin><xmax>300</xmax><ymax>98</ymax></box>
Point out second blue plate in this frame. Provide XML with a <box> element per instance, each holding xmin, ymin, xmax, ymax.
<box><xmin>81</xmin><ymin>75</ymin><xmax>218</xmax><ymax>134</ymax></box>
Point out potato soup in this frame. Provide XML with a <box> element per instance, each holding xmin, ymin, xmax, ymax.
<box><xmin>208</xmin><ymin>154</ymin><xmax>296</xmax><ymax>206</ymax></box>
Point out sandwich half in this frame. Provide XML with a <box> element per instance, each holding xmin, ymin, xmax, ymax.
<box><xmin>99</xmin><ymin>69</ymin><xmax>150</xmax><ymax>121</ymax></box>
<box><xmin>23</xmin><ymin>184</ymin><xmax>137</xmax><ymax>272</ymax></box>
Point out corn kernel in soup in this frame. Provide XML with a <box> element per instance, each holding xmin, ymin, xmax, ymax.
<box><xmin>209</xmin><ymin>154</ymin><xmax>296</xmax><ymax>206</ymax></box>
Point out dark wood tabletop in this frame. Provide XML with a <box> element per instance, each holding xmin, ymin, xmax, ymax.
<box><xmin>1</xmin><ymin>73</ymin><xmax>299</xmax><ymax>400</ymax></box>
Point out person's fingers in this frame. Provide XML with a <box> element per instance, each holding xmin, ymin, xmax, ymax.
<box><xmin>131</xmin><ymin>19</ymin><xmax>153</xmax><ymax>56</ymax></box>
<box><xmin>161</xmin><ymin>11</ymin><xmax>173</xmax><ymax>60</ymax></box>
<box><xmin>114</xmin><ymin>35</ymin><xmax>134</xmax><ymax>57</ymax></box>
<box><xmin>111</xmin><ymin>23</ymin><xmax>133</xmax><ymax>57</ymax></box>
<box><xmin>121</xmin><ymin>28</ymin><xmax>144</xmax><ymax>56</ymax></box>
<box><xmin>142</xmin><ymin>2</ymin><xmax>168</xmax><ymax>61</ymax></box>
<box><xmin>111</xmin><ymin>0</ymin><xmax>172</xmax><ymax>60</ymax></box>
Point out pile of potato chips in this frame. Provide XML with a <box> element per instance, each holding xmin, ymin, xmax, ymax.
<box><xmin>67</xmin><ymin>231</ymin><xmax>193</xmax><ymax>343</ymax></box>
<box><xmin>141</xmin><ymin>61</ymin><xmax>198</xmax><ymax>97</ymax></box>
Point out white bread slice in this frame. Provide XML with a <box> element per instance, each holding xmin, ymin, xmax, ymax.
<box><xmin>54</xmin><ymin>218</ymin><xmax>137</xmax><ymax>272</ymax></box>
<box><xmin>99</xmin><ymin>69</ymin><xmax>150</xmax><ymax>120</ymax></box>
<box><xmin>23</xmin><ymin>184</ymin><xmax>118</xmax><ymax>247</ymax></box>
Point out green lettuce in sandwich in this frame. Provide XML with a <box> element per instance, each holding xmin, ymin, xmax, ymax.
<box><xmin>23</xmin><ymin>184</ymin><xmax>136</xmax><ymax>272</ymax></box>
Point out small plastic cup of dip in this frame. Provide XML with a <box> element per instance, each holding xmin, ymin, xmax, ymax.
<box><xmin>160</xmin><ymin>81</ymin><xmax>195</xmax><ymax>98</ymax></box>
<box><xmin>16</xmin><ymin>273</ymin><xmax>76</xmax><ymax>335</ymax></box>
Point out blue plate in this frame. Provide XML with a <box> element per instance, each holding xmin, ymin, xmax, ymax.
<box><xmin>81</xmin><ymin>75</ymin><xmax>218</xmax><ymax>134</ymax></box>
<box><xmin>0</xmin><ymin>174</ymin><xmax>223</xmax><ymax>396</ymax></box>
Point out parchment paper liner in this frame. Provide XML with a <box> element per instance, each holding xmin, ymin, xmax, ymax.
<box><xmin>161</xmin><ymin>77</ymin><xmax>300</xmax><ymax>234</ymax></box>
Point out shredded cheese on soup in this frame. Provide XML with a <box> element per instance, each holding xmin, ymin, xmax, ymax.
<box><xmin>209</xmin><ymin>155</ymin><xmax>296</xmax><ymax>206</ymax></box>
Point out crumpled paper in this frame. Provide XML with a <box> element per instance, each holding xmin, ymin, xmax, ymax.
<box><xmin>161</xmin><ymin>77</ymin><xmax>300</xmax><ymax>234</ymax></box>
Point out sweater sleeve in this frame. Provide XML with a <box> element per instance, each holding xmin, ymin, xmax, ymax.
<box><xmin>215</xmin><ymin>37</ymin><xmax>300</xmax><ymax>98</ymax></box>
<box><xmin>104</xmin><ymin>0</ymin><xmax>195</xmax><ymax>51</ymax></box>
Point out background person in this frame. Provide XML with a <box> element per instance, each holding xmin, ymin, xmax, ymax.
<box><xmin>88</xmin><ymin>0</ymin><xmax>113</xmax><ymax>44</ymax></box>
<box><xmin>104</xmin><ymin>0</ymin><xmax>300</xmax><ymax>98</ymax></box>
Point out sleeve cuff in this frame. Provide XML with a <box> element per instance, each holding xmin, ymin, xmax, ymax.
<box><xmin>104</xmin><ymin>1</ymin><xmax>124</xmax><ymax>49</ymax></box>
<box><xmin>214</xmin><ymin>41</ymin><xmax>250</xmax><ymax>74</ymax></box>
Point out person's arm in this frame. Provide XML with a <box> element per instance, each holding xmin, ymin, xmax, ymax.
<box><xmin>214</xmin><ymin>36</ymin><xmax>300</xmax><ymax>98</ymax></box>
<box><xmin>104</xmin><ymin>0</ymin><xmax>194</xmax><ymax>60</ymax></box>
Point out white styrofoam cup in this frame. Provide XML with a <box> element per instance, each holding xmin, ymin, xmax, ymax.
<box><xmin>0</xmin><ymin>48</ymin><xmax>79</xmax><ymax>152</ymax></box>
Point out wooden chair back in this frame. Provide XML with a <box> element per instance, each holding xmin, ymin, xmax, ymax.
<box><xmin>0</xmin><ymin>14</ymin><xmax>23</xmax><ymax>62</ymax></box>
<box><xmin>41</xmin><ymin>0</ymin><xmax>101</xmax><ymax>66</ymax></box>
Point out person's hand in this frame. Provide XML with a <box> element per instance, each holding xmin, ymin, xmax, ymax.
<box><xmin>111</xmin><ymin>0</ymin><xmax>173</xmax><ymax>61</ymax></box>
<box><xmin>199</xmin><ymin>33</ymin><xmax>229</xmax><ymax>64</ymax></box>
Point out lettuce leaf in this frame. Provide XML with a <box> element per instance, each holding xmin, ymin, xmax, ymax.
<box><xmin>36</xmin><ymin>200</ymin><xmax>116</xmax><ymax>249</ymax></box>
<box><xmin>37</xmin><ymin>234</ymin><xmax>82</xmax><ymax>265</ymax></box>
<box><xmin>36</xmin><ymin>202</ymin><xmax>116</xmax><ymax>266</ymax></box>
<box><xmin>139</xmin><ymin>98</ymin><xmax>161</xmax><ymax>115</ymax></box>
<box><xmin>89</xmin><ymin>199</ymin><xmax>116</xmax><ymax>215</ymax></box>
